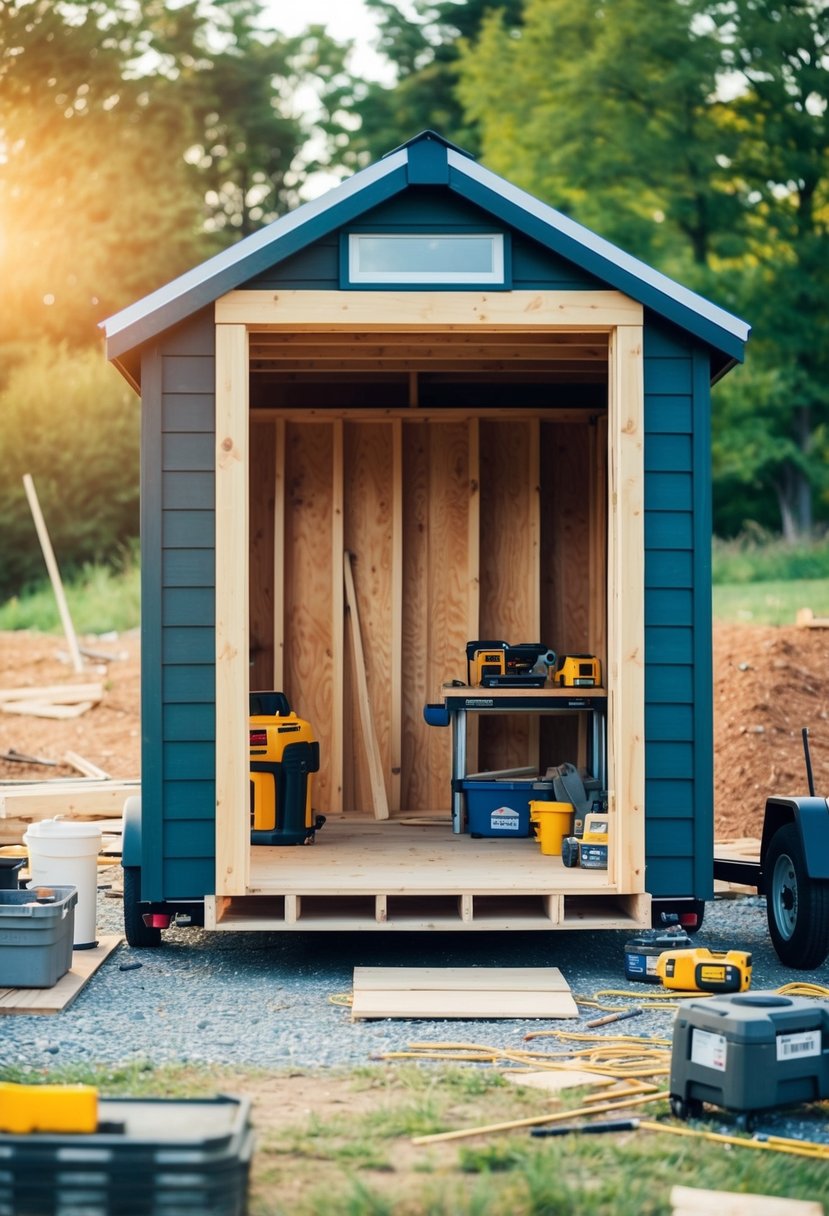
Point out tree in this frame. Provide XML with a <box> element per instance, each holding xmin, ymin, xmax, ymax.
<box><xmin>0</xmin><ymin>342</ymin><xmax>140</xmax><ymax>599</ymax></box>
<box><xmin>716</xmin><ymin>0</ymin><xmax>829</xmax><ymax>539</ymax></box>
<box><xmin>0</xmin><ymin>0</ymin><xmax>214</xmax><ymax>347</ymax></box>
<box><xmin>347</xmin><ymin>0</ymin><xmax>525</xmax><ymax>167</ymax></box>
<box><xmin>456</xmin><ymin>0</ymin><xmax>829</xmax><ymax>539</ymax></box>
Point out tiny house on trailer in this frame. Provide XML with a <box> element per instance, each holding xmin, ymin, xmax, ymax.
<box><xmin>103</xmin><ymin>132</ymin><xmax>750</xmax><ymax>943</ymax></box>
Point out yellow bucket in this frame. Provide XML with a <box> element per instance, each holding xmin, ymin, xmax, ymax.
<box><xmin>529</xmin><ymin>801</ymin><xmax>574</xmax><ymax>856</ymax></box>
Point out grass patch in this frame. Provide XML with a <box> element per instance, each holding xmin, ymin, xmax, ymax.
<box><xmin>712</xmin><ymin>577</ymin><xmax>829</xmax><ymax>625</ymax></box>
<box><xmin>0</xmin><ymin>543</ymin><xmax>140</xmax><ymax>634</ymax></box>
<box><xmin>2</xmin><ymin>1062</ymin><xmax>825</xmax><ymax>1215</ymax></box>
<box><xmin>712</xmin><ymin>534</ymin><xmax>829</xmax><ymax>584</ymax></box>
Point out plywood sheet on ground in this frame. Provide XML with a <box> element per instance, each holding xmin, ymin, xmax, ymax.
<box><xmin>351</xmin><ymin>965</ymin><xmax>578</xmax><ymax>1020</ymax></box>
<box><xmin>0</xmin><ymin>935</ymin><xmax>121</xmax><ymax>1014</ymax></box>
<box><xmin>502</xmin><ymin>1069</ymin><xmax>613</xmax><ymax>1093</ymax></box>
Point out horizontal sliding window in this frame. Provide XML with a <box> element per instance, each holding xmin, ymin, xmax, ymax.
<box><xmin>348</xmin><ymin>233</ymin><xmax>505</xmax><ymax>285</ymax></box>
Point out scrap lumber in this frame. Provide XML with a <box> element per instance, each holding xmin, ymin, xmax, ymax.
<box><xmin>22</xmin><ymin>473</ymin><xmax>84</xmax><ymax>674</ymax></box>
<box><xmin>0</xmin><ymin>683</ymin><xmax>103</xmax><ymax>704</ymax></box>
<box><xmin>0</xmin><ymin>749</ymin><xmax>57</xmax><ymax>767</ymax></box>
<box><xmin>1</xmin><ymin>700</ymin><xmax>95</xmax><ymax>720</ymax></box>
<box><xmin>351</xmin><ymin>966</ymin><xmax>579</xmax><ymax>1020</ymax></box>
<box><xmin>796</xmin><ymin>607</ymin><xmax>829</xmax><ymax>629</ymax></box>
<box><xmin>671</xmin><ymin>1186</ymin><xmax>823</xmax><ymax>1216</ymax></box>
<box><xmin>343</xmin><ymin>551</ymin><xmax>389</xmax><ymax>822</ymax></box>
<box><xmin>63</xmin><ymin>751</ymin><xmax>111</xmax><ymax>780</ymax></box>
<box><xmin>0</xmin><ymin>779</ymin><xmax>138</xmax><ymax>822</ymax></box>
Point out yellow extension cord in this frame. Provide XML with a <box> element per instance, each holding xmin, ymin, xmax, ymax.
<box><xmin>329</xmin><ymin>980</ymin><xmax>829</xmax><ymax>1157</ymax></box>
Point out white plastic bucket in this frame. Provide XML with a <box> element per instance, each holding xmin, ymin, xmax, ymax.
<box><xmin>24</xmin><ymin>818</ymin><xmax>102</xmax><ymax>948</ymax></box>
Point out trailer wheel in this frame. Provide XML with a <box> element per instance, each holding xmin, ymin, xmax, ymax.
<box><xmin>670</xmin><ymin>1095</ymin><xmax>702</xmax><ymax>1121</ymax></box>
<box><xmin>123</xmin><ymin>866</ymin><xmax>162</xmax><ymax>948</ymax></box>
<box><xmin>766</xmin><ymin>824</ymin><xmax>829</xmax><ymax>969</ymax></box>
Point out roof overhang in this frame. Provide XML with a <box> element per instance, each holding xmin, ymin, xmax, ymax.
<box><xmin>102</xmin><ymin>131</ymin><xmax>749</xmax><ymax>383</ymax></box>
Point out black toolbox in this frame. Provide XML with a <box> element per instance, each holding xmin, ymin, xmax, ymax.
<box><xmin>670</xmin><ymin>991</ymin><xmax>829</xmax><ymax>1119</ymax></box>
<box><xmin>0</xmin><ymin>1095</ymin><xmax>253</xmax><ymax>1216</ymax></box>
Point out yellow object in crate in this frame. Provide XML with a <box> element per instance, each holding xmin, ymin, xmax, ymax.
<box><xmin>249</xmin><ymin>691</ymin><xmax>321</xmax><ymax>845</ymax></box>
<box><xmin>529</xmin><ymin>801</ymin><xmax>574</xmax><ymax>856</ymax></box>
<box><xmin>0</xmin><ymin>1083</ymin><xmax>98</xmax><ymax>1134</ymax></box>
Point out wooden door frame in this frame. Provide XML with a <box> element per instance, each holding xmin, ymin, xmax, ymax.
<box><xmin>213</xmin><ymin>290</ymin><xmax>644</xmax><ymax>897</ymax></box>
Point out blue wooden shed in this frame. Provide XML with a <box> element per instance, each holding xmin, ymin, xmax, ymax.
<box><xmin>104</xmin><ymin>131</ymin><xmax>749</xmax><ymax>937</ymax></box>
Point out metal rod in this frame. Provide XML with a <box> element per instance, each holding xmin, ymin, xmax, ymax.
<box><xmin>802</xmin><ymin>726</ymin><xmax>815</xmax><ymax>797</ymax></box>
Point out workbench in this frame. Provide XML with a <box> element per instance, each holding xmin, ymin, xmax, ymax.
<box><xmin>439</xmin><ymin>686</ymin><xmax>608</xmax><ymax>833</ymax></box>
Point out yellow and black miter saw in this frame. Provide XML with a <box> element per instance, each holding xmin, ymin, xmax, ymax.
<box><xmin>466</xmin><ymin>641</ymin><xmax>556</xmax><ymax>688</ymax></box>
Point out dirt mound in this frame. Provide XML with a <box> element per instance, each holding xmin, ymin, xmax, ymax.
<box><xmin>713</xmin><ymin>622</ymin><xmax>829</xmax><ymax>839</ymax></box>
<box><xmin>1</xmin><ymin>624</ymin><xmax>827</xmax><ymax>839</ymax></box>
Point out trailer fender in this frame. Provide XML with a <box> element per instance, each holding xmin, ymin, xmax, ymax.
<box><xmin>761</xmin><ymin>797</ymin><xmax>829</xmax><ymax>881</ymax></box>
<box><xmin>122</xmin><ymin>794</ymin><xmax>142</xmax><ymax>869</ymax></box>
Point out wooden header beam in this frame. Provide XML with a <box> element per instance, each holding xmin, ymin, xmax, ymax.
<box><xmin>215</xmin><ymin>290</ymin><xmax>642</xmax><ymax>331</ymax></box>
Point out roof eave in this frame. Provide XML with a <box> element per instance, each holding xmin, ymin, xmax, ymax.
<box><xmin>447</xmin><ymin>151</ymin><xmax>750</xmax><ymax>372</ymax></box>
<box><xmin>103</xmin><ymin>149</ymin><xmax>410</xmax><ymax>362</ymax></box>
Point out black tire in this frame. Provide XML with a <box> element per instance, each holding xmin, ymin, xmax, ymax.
<box><xmin>670</xmin><ymin>1095</ymin><xmax>702</xmax><ymax>1121</ymax></box>
<box><xmin>765</xmin><ymin>823</ymin><xmax>829</xmax><ymax>969</ymax></box>
<box><xmin>123</xmin><ymin>866</ymin><xmax>162</xmax><ymax>948</ymax></box>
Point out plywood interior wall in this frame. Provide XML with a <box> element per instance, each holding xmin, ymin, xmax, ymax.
<box><xmin>249</xmin><ymin>411</ymin><xmax>607</xmax><ymax>816</ymax></box>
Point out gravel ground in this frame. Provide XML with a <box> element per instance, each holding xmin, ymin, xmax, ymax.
<box><xmin>3</xmin><ymin>878</ymin><xmax>829</xmax><ymax>1144</ymax></box>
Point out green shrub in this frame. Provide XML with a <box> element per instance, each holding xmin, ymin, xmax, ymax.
<box><xmin>0</xmin><ymin>340</ymin><xmax>139</xmax><ymax>599</ymax></box>
<box><xmin>712</xmin><ymin>531</ymin><xmax>829</xmax><ymax>585</ymax></box>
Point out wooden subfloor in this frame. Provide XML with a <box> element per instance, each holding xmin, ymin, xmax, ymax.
<box><xmin>249</xmin><ymin>818</ymin><xmax>610</xmax><ymax>895</ymax></box>
<box><xmin>207</xmin><ymin>819</ymin><xmax>650</xmax><ymax>933</ymax></box>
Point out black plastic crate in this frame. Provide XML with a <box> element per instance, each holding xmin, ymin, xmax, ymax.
<box><xmin>0</xmin><ymin>1096</ymin><xmax>253</xmax><ymax>1216</ymax></box>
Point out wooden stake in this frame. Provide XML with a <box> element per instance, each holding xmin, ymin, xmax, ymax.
<box><xmin>412</xmin><ymin>1090</ymin><xmax>668</xmax><ymax>1145</ymax></box>
<box><xmin>344</xmin><ymin>551</ymin><xmax>389</xmax><ymax>821</ymax></box>
<box><xmin>22</xmin><ymin>474</ymin><xmax>83</xmax><ymax>674</ymax></box>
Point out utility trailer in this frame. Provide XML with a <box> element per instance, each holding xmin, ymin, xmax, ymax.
<box><xmin>714</xmin><ymin>729</ymin><xmax>829</xmax><ymax>969</ymax></box>
<box><xmin>102</xmin><ymin>132</ymin><xmax>750</xmax><ymax>946</ymax></box>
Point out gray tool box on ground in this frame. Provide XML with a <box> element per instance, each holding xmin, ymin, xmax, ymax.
<box><xmin>0</xmin><ymin>1095</ymin><xmax>253</xmax><ymax>1216</ymax></box>
<box><xmin>669</xmin><ymin>991</ymin><xmax>829</xmax><ymax>1121</ymax></box>
<box><xmin>0</xmin><ymin>886</ymin><xmax>77</xmax><ymax>988</ymax></box>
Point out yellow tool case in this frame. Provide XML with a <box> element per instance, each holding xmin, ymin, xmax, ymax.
<box><xmin>249</xmin><ymin>692</ymin><xmax>322</xmax><ymax>845</ymax></box>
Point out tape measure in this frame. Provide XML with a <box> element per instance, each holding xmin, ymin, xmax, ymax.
<box><xmin>655</xmin><ymin>948</ymin><xmax>752</xmax><ymax>994</ymax></box>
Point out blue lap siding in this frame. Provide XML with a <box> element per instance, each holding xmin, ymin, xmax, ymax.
<box><xmin>643</xmin><ymin>320</ymin><xmax>713</xmax><ymax>899</ymax></box>
<box><xmin>141</xmin><ymin>313</ymin><xmax>216</xmax><ymax>900</ymax></box>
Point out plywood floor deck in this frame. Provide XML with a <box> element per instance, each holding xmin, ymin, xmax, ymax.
<box><xmin>207</xmin><ymin>820</ymin><xmax>649</xmax><ymax>933</ymax></box>
<box><xmin>248</xmin><ymin>818</ymin><xmax>611</xmax><ymax>896</ymax></box>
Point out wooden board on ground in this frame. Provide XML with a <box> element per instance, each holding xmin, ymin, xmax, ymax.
<box><xmin>713</xmin><ymin>837</ymin><xmax>762</xmax><ymax>896</ymax></box>
<box><xmin>0</xmin><ymin>780</ymin><xmax>138</xmax><ymax>820</ymax></box>
<box><xmin>351</xmin><ymin>965</ymin><xmax>579</xmax><ymax>1020</ymax></box>
<box><xmin>502</xmin><ymin>1068</ymin><xmax>612</xmax><ymax>1094</ymax></box>
<box><xmin>671</xmin><ymin>1186</ymin><xmax>824</xmax><ymax>1216</ymax></box>
<box><xmin>0</xmin><ymin>936</ymin><xmax>121</xmax><ymax>1015</ymax></box>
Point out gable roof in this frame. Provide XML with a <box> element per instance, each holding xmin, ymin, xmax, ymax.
<box><xmin>103</xmin><ymin>130</ymin><xmax>749</xmax><ymax>378</ymax></box>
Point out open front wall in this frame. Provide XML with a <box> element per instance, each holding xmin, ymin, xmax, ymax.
<box><xmin>248</xmin><ymin>412</ymin><xmax>605</xmax><ymax>816</ymax></box>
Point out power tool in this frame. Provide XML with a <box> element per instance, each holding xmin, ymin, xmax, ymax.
<box><xmin>655</xmin><ymin>947</ymin><xmax>752</xmax><ymax>994</ymax></box>
<box><xmin>554</xmin><ymin>655</ymin><xmax>601</xmax><ymax>688</ymax></box>
<box><xmin>466</xmin><ymin>641</ymin><xmax>556</xmax><ymax>688</ymax></box>
<box><xmin>249</xmin><ymin>691</ymin><xmax>324</xmax><ymax>845</ymax></box>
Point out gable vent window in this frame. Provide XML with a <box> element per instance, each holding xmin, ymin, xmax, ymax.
<box><xmin>348</xmin><ymin>233</ymin><xmax>505</xmax><ymax>285</ymax></box>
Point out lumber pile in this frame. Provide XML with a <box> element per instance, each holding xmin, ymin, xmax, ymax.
<box><xmin>796</xmin><ymin>607</ymin><xmax>829</xmax><ymax>629</ymax></box>
<box><xmin>0</xmin><ymin>780</ymin><xmax>138</xmax><ymax>845</ymax></box>
<box><xmin>0</xmin><ymin>682</ymin><xmax>103</xmax><ymax>720</ymax></box>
